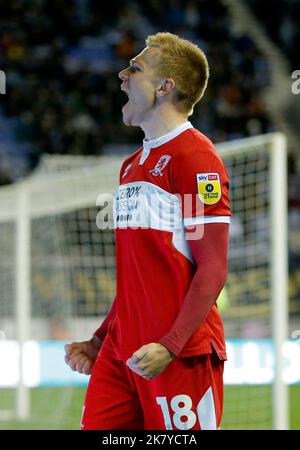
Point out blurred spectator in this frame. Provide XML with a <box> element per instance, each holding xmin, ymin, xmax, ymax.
<box><xmin>249</xmin><ymin>0</ymin><xmax>300</xmax><ymax>68</ymax></box>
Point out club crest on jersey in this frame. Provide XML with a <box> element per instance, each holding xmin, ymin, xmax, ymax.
<box><xmin>197</xmin><ymin>173</ymin><xmax>221</xmax><ymax>205</ymax></box>
<box><xmin>149</xmin><ymin>155</ymin><xmax>171</xmax><ymax>176</ymax></box>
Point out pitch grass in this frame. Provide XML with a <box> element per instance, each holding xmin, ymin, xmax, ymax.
<box><xmin>0</xmin><ymin>386</ymin><xmax>299</xmax><ymax>430</ymax></box>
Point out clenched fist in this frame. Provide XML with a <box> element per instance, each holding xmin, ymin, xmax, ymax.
<box><xmin>64</xmin><ymin>335</ymin><xmax>102</xmax><ymax>375</ymax></box>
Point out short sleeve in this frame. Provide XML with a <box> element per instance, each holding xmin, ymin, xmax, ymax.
<box><xmin>173</xmin><ymin>145</ymin><xmax>231</xmax><ymax>227</ymax></box>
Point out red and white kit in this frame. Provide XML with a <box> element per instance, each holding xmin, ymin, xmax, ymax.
<box><xmin>82</xmin><ymin>122</ymin><xmax>231</xmax><ymax>430</ymax></box>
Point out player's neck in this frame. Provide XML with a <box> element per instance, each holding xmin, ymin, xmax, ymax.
<box><xmin>141</xmin><ymin>108</ymin><xmax>188</xmax><ymax>141</ymax></box>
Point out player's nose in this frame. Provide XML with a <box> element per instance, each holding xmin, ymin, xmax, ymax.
<box><xmin>118</xmin><ymin>68</ymin><xmax>129</xmax><ymax>81</ymax></box>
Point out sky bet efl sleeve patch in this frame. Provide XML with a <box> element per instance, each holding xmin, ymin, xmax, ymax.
<box><xmin>196</xmin><ymin>173</ymin><xmax>221</xmax><ymax>205</ymax></box>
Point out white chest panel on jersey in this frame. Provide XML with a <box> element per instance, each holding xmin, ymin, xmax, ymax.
<box><xmin>114</xmin><ymin>181</ymin><xmax>193</xmax><ymax>262</ymax></box>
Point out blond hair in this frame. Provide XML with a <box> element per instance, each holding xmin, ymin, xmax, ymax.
<box><xmin>146</xmin><ymin>32</ymin><xmax>209</xmax><ymax>116</ymax></box>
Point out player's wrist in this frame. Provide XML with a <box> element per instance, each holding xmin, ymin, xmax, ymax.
<box><xmin>159</xmin><ymin>343</ymin><xmax>176</xmax><ymax>359</ymax></box>
<box><xmin>91</xmin><ymin>334</ymin><xmax>102</xmax><ymax>349</ymax></box>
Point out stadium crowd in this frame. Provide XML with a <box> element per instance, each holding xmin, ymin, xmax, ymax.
<box><xmin>0</xmin><ymin>0</ymin><xmax>272</xmax><ymax>184</ymax></box>
<box><xmin>249</xmin><ymin>0</ymin><xmax>300</xmax><ymax>68</ymax></box>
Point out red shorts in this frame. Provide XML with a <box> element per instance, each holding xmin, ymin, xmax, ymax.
<box><xmin>81</xmin><ymin>335</ymin><xmax>224</xmax><ymax>430</ymax></box>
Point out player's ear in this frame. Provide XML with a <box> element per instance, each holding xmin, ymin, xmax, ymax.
<box><xmin>156</xmin><ymin>78</ymin><xmax>176</xmax><ymax>97</ymax></box>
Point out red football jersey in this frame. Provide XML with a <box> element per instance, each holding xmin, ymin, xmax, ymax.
<box><xmin>107</xmin><ymin>122</ymin><xmax>231</xmax><ymax>360</ymax></box>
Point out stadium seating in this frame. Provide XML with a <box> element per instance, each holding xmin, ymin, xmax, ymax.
<box><xmin>0</xmin><ymin>0</ymin><xmax>272</xmax><ymax>170</ymax></box>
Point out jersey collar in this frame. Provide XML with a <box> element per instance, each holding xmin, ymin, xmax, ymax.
<box><xmin>140</xmin><ymin>121</ymin><xmax>193</xmax><ymax>165</ymax></box>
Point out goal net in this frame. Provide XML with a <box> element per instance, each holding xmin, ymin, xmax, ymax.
<box><xmin>0</xmin><ymin>133</ymin><xmax>288</xmax><ymax>429</ymax></box>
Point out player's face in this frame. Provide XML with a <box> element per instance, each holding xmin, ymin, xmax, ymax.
<box><xmin>118</xmin><ymin>47</ymin><xmax>160</xmax><ymax>127</ymax></box>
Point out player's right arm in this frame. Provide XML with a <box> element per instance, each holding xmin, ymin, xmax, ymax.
<box><xmin>64</xmin><ymin>335</ymin><xmax>102</xmax><ymax>375</ymax></box>
<box><xmin>64</xmin><ymin>298</ymin><xmax>117</xmax><ymax>374</ymax></box>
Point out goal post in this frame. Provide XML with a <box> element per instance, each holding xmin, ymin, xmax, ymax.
<box><xmin>217</xmin><ymin>132</ymin><xmax>288</xmax><ymax>430</ymax></box>
<box><xmin>16</xmin><ymin>183</ymin><xmax>31</xmax><ymax>420</ymax></box>
<box><xmin>0</xmin><ymin>133</ymin><xmax>288</xmax><ymax>429</ymax></box>
<box><xmin>270</xmin><ymin>133</ymin><xmax>288</xmax><ymax>430</ymax></box>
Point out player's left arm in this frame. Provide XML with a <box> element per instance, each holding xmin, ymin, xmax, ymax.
<box><xmin>126</xmin><ymin>222</ymin><xmax>229</xmax><ymax>381</ymax></box>
<box><xmin>159</xmin><ymin>222</ymin><xmax>229</xmax><ymax>356</ymax></box>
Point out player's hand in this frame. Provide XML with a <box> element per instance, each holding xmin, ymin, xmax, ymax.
<box><xmin>64</xmin><ymin>335</ymin><xmax>102</xmax><ymax>375</ymax></box>
<box><xmin>126</xmin><ymin>343</ymin><xmax>175</xmax><ymax>381</ymax></box>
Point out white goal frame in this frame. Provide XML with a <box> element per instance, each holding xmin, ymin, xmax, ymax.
<box><xmin>217</xmin><ymin>132</ymin><xmax>288</xmax><ymax>430</ymax></box>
